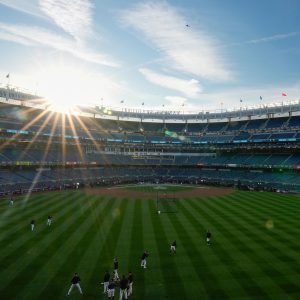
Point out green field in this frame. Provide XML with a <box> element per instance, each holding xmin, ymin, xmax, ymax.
<box><xmin>1</xmin><ymin>188</ymin><xmax>300</xmax><ymax>299</ymax></box>
<box><xmin>126</xmin><ymin>184</ymin><xmax>194</xmax><ymax>193</ymax></box>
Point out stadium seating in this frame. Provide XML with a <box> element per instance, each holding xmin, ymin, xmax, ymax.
<box><xmin>0</xmin><ymin>99</ymin><xmax>299</xmax><ymax>194</ymax></box>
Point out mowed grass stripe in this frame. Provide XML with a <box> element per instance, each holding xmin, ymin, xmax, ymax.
<box><xmin>230</xmin><ymin>192</ymin><xmax>300</xmax><ymax>237</ymax></box>
<box><xmin>215</xmin><ymin>193</ymin><xmax>300</xmax><ymax>293</ymax></box>
<box><xmin>218</xmin><ymin>193</ymin><xmax>300</xmax><ymax>297</ymax></box>
<box><xmin>233</xmin><ymin>192</ymin><xmax>300</xmax><ymax>224</ymax></box>
<box><xmin>126</xmin><ymin>199</ymin><xmax>146</xmax><ymax>299</ymax></box>
<box><xmin>196</xmin><ymin>195</ymin><xmax>290</xmax><ymax>298</ymax></box>
<box><xmin>235</xmin><ymin>192</ymin><xmax>300</xmax><ymax>223</ymax></box>
<box><xmin>186</xmin><ymin>196</ymin><xmax>272</xmax><ymax>299</ymax></box>
<box><xmin>75</xmin><ymin>198</ymin><xmax>132</xmax><ymax>299</ymax></box>
<box><xmin>0</xmin><ymin>193</ymin><xmax>100</xmax><ymax>299</ymax></box>
<box><xmin>189</xmin><ymin>197</ymin><xmax>257</xmax><ymax>299</ymax></box>
<box><xmin>0</xmin><ymin>192</ymin><xmax>73</xmax><ymax>238</ymax></box>
<box><xmin>1</xmin><ymin>189</ymin><xmax>300</xmax><ymax>299</ymax></box>
<box><xmin>0</xmin><ymin>193</ymin><xmax>64</xmax><ymax>231</ymax></box>
<box><xmin>0</xmin><ymin>193</ymin><xmax>75</xmax><ymax>263</ymax></box>
<box><xmin>221</xmin><ymin>193</ymin><xmax>300</xmax><ymax>263</ymax></box>
<box><xmin>0</xmin><ymin>193</ymin><xmax>52</xmax><ymax>211</ymax></box>
<box><xmin>113</xmin><ymin>198</ymin><xmax>135</xmax><ymax>272</ymax></box>
<box><xmin>34</xmin><ymin>196</ymin><xmax>118</xmax><ymax>300</ymax></box>
<box><xmin>140</xmin><ymin>199</ymin><xmax>167</xmax><ymax>299</ymax></box>
<box><xmin>148</xmin><ymin>200</ymin><xmax>189</xmax><ymax>299</ymax></box>
<box><xmin>179</xmin><ymin>197</ymin><xmax>249</xmax><ymax>299</ymax></box>
<box><xmin>202</xmin><ymin>196</ymin><xmax>286</xmax><ymax>289</ymax></box>
<box><xmin>85</xmin><ymin>198</ymin><xmax>132</xmax><ymax>299</ymax></box>
<box><xmin>162</xmin><ymin>200</ymin><xmax>225</xmax><ymax>300</ymax></box>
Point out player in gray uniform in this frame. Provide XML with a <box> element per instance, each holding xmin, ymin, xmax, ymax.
<box><xmin>127</xmin><ymin>272</ymin><xmax>133</xmax><ymax>297</ymax></box>
<box><xmin>113</xmin><ymin>258</ymin><xmax>119</xmax><ymax>280</ymax></box>
<box><xmin>103</xmin><ymin>271</ymin><xmax>110</xmax><ymax>294</ymax></box>
<box><xmin>30</xmin><ymin>220</ymin><xmax>35</xmax><ymax>231</ymax></box>
<box><xmin>170</xmin><ymin>240</ymin><xmax>177</xmax><ymax>254</ymax></box>
<box><xmin>140</xmin><ymin>251</ymin><xmax>149</xmax><ymax>269</ymax></box>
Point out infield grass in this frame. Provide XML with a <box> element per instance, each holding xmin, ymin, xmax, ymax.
<box><xmin>0</xmin><ymin>188</ymin><xmax>300</xmax><ymax>299</ymax></box>
<box><xmin>126</xmin><ymin>184</ymin><xmax>194</xmax><ymax>193</ymax></box>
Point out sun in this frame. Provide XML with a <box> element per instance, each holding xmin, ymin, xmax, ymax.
<box><xmin>35</xmin><ymin>64</ymin><xmax>97</xmax><ymax>113</ymax></box>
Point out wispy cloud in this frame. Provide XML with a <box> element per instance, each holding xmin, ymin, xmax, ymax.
<box><xmin>0</xmin><ymin>31</ymin><xmax>35</xmax><ymax>46</ymax></box>
<box><xmin>0</xmin><ymin>0</ymin><xmax>119</xmax><ymax>67</ymax></box>
<box><xmin>121</xmin><ymin>2</ymin><xmax>231</xmax><ymax>81</ymax></box>
<box><xmin>227</xmin><ymin>31</ymin><xmax>300</xmax><ymax>47</ymax></box>
<box><xmin>139</xmin><ymin>68</ymin><xmax>202</xmax><ymax>97</ymax></box>
<box><xmin>165</xmin><ymin>95</ymin><xmax>187</xmax><ymax>106</ymax></box>
<box><xmin>38</xmin><ymin>0</ymin><xmax>93</xmax><ymax>40</ymax></box>
<box><xmin>0</xmin><ymin>22</ymin><xmax>119</xmax><ymax>67</ymax></box>
<box><xmin>0</xmin><ymin>0</ymin><xmax>43</xmax><ymax>19</ymax></box>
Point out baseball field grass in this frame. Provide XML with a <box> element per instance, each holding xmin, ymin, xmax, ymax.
<box><xmin>0</xmin><ymin>187</ymin><xmax>300</xmax><ymax>299</ymax></box>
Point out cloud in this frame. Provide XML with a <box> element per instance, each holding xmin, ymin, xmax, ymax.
<box><xmin>38</xmin><ymin>0</ymin><xmax>93</xmax><ymax>40</ymax></box>
<box><xmin>0</xmin><ymin>0</ymin><xmax>43</xmax><ymax>18</ymax></box>
<box><xmin>0</xmin><ymin>31</ymin><xmax>35</xmax><ymax>46</ymax></box>
<box><xmin>121</xmin><ymin>2</ymin><xmax>231</xmax><ymax>81</ymax></box>
<box><xmin>0</xmin><ymin>22</ymin><xmax>119</xmax><ymax>67</ymax></box>
<box><xmin>165</xmin><ymin>96</ymin><xmax>187</xmax><ymax>106</ymax></box>
<box><xmin>139</xmin><ymin>68</ymin><xmax>202</xmax><ymax>97</ymax></box>
<box><xmin>0</xmin><ymin>0</ymin><xmax>119</xmax><ymax>67</ymax></box>
<box><xmin>0</xmin><ymin>0</ymin><xmax>94</xmax><ymax>40</ymax></box>
<box><xmin>227</xmin><ymin>31</ymin><xmax>300</xmax><ymax>48</ymax></box>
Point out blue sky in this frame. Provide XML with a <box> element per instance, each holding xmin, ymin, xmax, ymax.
<box><xmin>0</xmin><ymin>0</ymin><xmax>299</xmax><ymax>112</ymax></box>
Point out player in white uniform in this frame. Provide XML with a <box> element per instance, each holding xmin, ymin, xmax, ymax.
<box><xmin>47</xmin><ymin>215</ymin><xmax>53</xmax><ymax>226</ymax></box>
<box><xmin>170</xmin><ymin>240</ymin><xmax>177</xmax><ymax>254</ymax></box>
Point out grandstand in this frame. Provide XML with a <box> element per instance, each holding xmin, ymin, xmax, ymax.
<box><xmin>0</xmin><ymin>87</ymin><xmax>300</xmax><ymax>195</ymax></box>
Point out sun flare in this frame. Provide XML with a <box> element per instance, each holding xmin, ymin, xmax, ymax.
<box><xmin>35</xmin><ymin>65</ymin><xmax>98</xmax><ymax>113</ymax></box>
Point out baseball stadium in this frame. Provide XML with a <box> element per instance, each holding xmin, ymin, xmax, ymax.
<box><xmin>1</xmin><ymin>1</ymin><xmax>300</xmax><ymax>299</ymax></box>
<box><xmin>0</xmin><ymin>86</ymin><xmax>300</xmax><ymax>299</ymax></box>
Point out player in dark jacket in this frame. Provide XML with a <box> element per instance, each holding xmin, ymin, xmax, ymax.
<box><xmin>140</xmin><ymin>251</ymin><xmax>149</xmax><ymax>268</ymax></box>
<box><xmin>107</xmin><ymin>279</ymin><xmax>115</xmax><ymax>299</ymax></box>
<box><xmin>119</xmin><ymin>275</ymin><xmax>128</xmax><ymax>300</ymax></box>
<box><xmin>206</xmin><ymin>229</ymin><xmax>212</xmax><ymax>245</ymax></box>
<box><xmin>67</xmin><ymin>272</ymin><xmax>83</xmax><ymax>296</ymax></box>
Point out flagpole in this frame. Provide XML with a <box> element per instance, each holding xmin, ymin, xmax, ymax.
<box><xmin>239</xmin><ymin>99</ymin><xmax>243</xmax><ymax>118</ymax></box>
<box><xmin>6</xmin><ymin>73</ymin><xmax>10</xmax><ymax>101</ymax></box>
<box><xmin>220</xmin><ymin>102</ymin><xmax>223</xmax><ymax>118</ymax></box>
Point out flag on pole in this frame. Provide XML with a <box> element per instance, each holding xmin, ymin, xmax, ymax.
<box><xmin>142</xmin><ymin>102</ymin><xmax>144</xmax><ymax>106</ymax></box>
<box><xmin>282</xmin><ymin>92</ymin><xmax>287</xmax><ymax>97</ymax></box>
<box><xmin>120</xmin><ymin>100</ymin><xmax>124</xmax><ymax>103</ymax></box>
<box><xmin>240</xmin><ymin>99</ymin><xmax>243</xmax><ymax>103</ymax></box>
<box><xmin>6</xmin><ymin>73</ymin><xmax>9</xmax><ymax>78</ymax></box>
<box><xmin>259</xmin><ymin>96</ymin><xmax>262</xmax><ymax>100</ymax></box>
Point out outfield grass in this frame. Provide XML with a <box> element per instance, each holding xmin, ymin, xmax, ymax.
<box><xmin>126</xmin><ymin>184</ymin><xmax>194</xmax><ymax>193</ymax></box>
<box><xmin>0</xmin><ymin>189</ymin><xmax>300</xmax><ymax>299</ymax></box>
